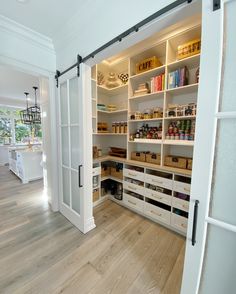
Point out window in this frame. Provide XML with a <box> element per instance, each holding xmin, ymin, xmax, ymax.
<box><xmin>0</xmin><ymin>117</ymin><xmax>12</xmax><ymax>144</ymax></box>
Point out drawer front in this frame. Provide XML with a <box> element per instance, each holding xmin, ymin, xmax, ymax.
<box><xmin>144</xmin><ymin>202</ymin><xmax>171</xmax><ymax>225</ymax></box>
<box><xmin>171</xmin><ymin>214</ymin><xmax>188</xmax><ymax>234</ymax></box>
<box><xmin>173</xmin><ymin>181</ymin><xmax>191</xmax><ymax>195</ymax></box>
<box><xmin>93</xmin><ymin>167</ymin><xmax>101</xmax><ymax>176</ymax></box>
<box><xmin>123</xmin><ymin>181</ymin><xmax>144</xmax><ymax>195</ymax></box>
<box><xmin>172</xmin><ymin>197</ymin><xmax>189</xmax><ymax>212</ymax></box>
<box><xmin>145</xmin><ymin>174</ymin><xmax>172</xmax><ymax>190</ymax></box>
<box><xmin>123</xmin><ymin>168</ymin><xmax>145</xmax><ymax>182</ymax></box>
<box><xmin>123</xmin><ymin>193</ymin><xmax>144</xmax><ymax>213</ymax></box>
<box><xmin>145</xmin><ymin>188</ymin><xmax>171</xmax><ymax>206</ymax></box>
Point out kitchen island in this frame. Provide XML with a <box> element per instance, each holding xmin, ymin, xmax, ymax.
<box><xmin>8</xmin><ymin>146</ymin><xmax>43</xmax><ymax>183</ymax></box>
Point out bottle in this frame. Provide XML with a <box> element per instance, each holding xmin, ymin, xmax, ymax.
<box><xmin>124</xmin><ymin>122</ymin><xmax>127</xmax><ymax>134</ymax></box>
<box><xmin>120</xmin><ymin>121</ymin><xmax>124</xmax><ymax>133</ymax></box>
<box><xmin>115</xmin><ymin>122</ymin><xmax>120</xmax><ymax>133</ymax></box>
<box><xmin>112</xmin><ymin>122</ymin><xmax>116</xmax><ymax>133</ymax></box>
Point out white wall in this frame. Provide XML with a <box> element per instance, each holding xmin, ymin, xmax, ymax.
<box><xmin>54</xmin><ymin>0</ymin><xmax>176</xmax><ymax>69</ymax></box>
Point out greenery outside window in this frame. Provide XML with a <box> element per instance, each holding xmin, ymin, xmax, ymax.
<box><xmin>0</xmin><ymin>117</ymin><xmax>12</xmax><ymax>144</ymax></box>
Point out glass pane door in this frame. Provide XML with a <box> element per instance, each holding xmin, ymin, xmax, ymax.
<box><xmin>199</xmin><ymin>0</ymin><xmax>236</xmax><ymax>292</ymax></box>
<box><xmin>59</xmin><ymin>76</ymin><xmax>81</xmax><ymax>215</ymax></box>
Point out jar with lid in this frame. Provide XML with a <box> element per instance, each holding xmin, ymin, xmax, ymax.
<box><xmin>135</xmin><ymin>111</ymin><xmax>142</xmax><ymax>120</ymax></box>
<box><xmin>115</xmin><ymin>122</ymin><xmax>120</xmax><ymax>133</ymax></box>
<box><xmin>124</xmin><ymin>122</ymin><xmax>127</xmax><ymax>133</ymax></box>
<box><xmin>120</xmin><ymin>121</ymin><xmax>124</xmax><ymax>133</ymax></box>
<box><xmin>112</xmin><ymin>122</ymin><xmax>116</xmax><ymax>133</ymax></box>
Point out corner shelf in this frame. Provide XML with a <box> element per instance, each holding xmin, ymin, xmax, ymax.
<box><xmin>97</xmin><ymin>109</ymin><xmax>128</xmax><ymax>114</ymax></box>
<box><xmin>97</xmin><ymin>84</ymin><xmax>128</xmax><ymax>95</ymax></box>
<box><xmin>129</xmin><ymin>90</ymin><xmax>164</xmax><ymax>101</ymax></box>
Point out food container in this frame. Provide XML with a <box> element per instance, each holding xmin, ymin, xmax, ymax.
<box><xmin>136</xmin><ymin>56</ymin><xmax>162</xmax><ymax>74</ymax></box>
<box><xmin>135</xmin><ymin>111</ymin><xmax>142</xmax><ymax>120</ymax></box>
<box><xmin>177</xmin><ymin>38</ymin><xmax>201</xmax><ymax>60</ymax></box>
<box><xmin>146</xmin><ymin>153</ymin><xmax>161</xmax><ymax>165</ymax></box>
<box><xmin>164</xmin><ymin>156</ymin><xmax>187</xmax><ymax>169</ymax></box>
<box><xmin>131</xmin><ymin>152</ymin><xmax>146</xmax><ymax>162</ymax></box>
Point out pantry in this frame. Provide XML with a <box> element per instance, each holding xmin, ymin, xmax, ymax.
<box><xmin>92</xmin><ymin>16</ymin><xmax>201</xmax><ymax>235</ymax></box>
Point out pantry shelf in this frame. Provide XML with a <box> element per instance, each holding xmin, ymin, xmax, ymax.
<box><xmin>129</xmin><ymin>139</ymin><xmax>162</xmax><ymax>144</ymax></box>
<box><xmin>129</xmin><ymin>90</ymin><xmax>164</xmax><ymax>101</ymax></box>
<box><xmin>164</xmin><ymin>115</ymin><xmax>196</xmax><ymax>120</ymax></box>
<box><xmin>129</xmin><ymin>65</ymin><xmax>166</xmax><ymax>81</ymax></box>
<box><xmin>97</xmin><ymin>84</ymin><xmax>128</xmax><ymax>95</ymax></box>
<box><xmin>128</xmin><ymin>118</ymin><xmax>163</xmax><ymax>123</ymax></box>
<box><xmin>101</xmin><ymin>176</ymin><xmax>123</xmax><ymax>183</ymax></box>
<box><xmin>95</xmin><ymin>133</ymin><xmax>127</xmax><ymax>136</ymax></box>
<box><xmin>97</xmin><ymin>109</ymin><xmax>128</xmax><ymax>114</ymax></box>
<box><xmin>163</xmin><ymin>140</ymin><xmax>194</xmax><ymax>146</ymax></box>
<box><xmin>166</xmin><ymin>83</ymin><xmax>198</xmax><ymax>95</ymax></box>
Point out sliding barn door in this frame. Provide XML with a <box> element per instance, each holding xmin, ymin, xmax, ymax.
<box><xmin>181</xmin><ymin>0</ymin><xmax>236</xmax><ymax>293</ymax></box>
<box><xmin>57</xmin><ymin>65</ymin><xmax>95</xmax><ymax>233</ymax></box>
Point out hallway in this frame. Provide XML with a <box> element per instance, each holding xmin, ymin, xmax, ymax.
<box><xmin>0</xmin><ymin>166</ymin><xmax>185</xmax><ymax>294</ymax></box>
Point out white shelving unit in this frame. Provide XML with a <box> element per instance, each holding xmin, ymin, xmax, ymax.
<box><xmin>91</xmin><ymin>23</ymin><xmax>201</xmax><ymax>235</ymax></box>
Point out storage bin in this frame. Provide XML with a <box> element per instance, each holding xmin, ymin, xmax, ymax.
<box><xmin>93</xmin><ymin>189</ymin><xmax>99</xmax><ymax>202</ymax></box>
<box><xmin>164</xmin><ymin>156</ymin><xmax>187</xmax><ymax>169</ymax></box>
<box><xmin>131</xmin><ymin>152</ymin><xmax>146</xmax><ymax>162</ymax></box>
<box><xmin>136</xmin><ymin>56</ymin><xmax>162</xmax><ymax>74</ymax></box>
<box><xmin>177</xmin><ymin>38</ymin><xmax>201</xmax><ymax>60</ymax></box>
<box><xmin>110</xmin><ymin>167</ymin><xmax>123</xmax><ymax>180</ymax></box>
<box><xmin>101</xmin><ymin>166</ymin><xmax>110</xmax><ymax>177</ymax></box>
<box><xmin>187</xmin><ymin>158</ymin><xmax>192</xmax><ymax>170</ymax></box>
<box><xmin>146</xmin><ymin>153</ymin><xmax>161</xmax><ymax>165</ymax></box>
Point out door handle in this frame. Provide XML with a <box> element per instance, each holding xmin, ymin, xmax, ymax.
<box><xmin>78</xmin><ymin>165</ymin><xmax>83</xmax><ymax>188</ymax></box>
<box><xmin>192</xmin><ymin>200</ymin><xmax>199</xmax><ymax>246</ymax></box>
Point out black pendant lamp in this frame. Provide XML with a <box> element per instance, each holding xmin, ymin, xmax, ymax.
<box><xmin>20</xmin><ymin>92</ymin><xmax>32</xmax><ymax>125</ymax></box>
<box><xmin>27</xmin><ymin>86</ymin><xmax>41</xmax><ymax>124</ymax></box>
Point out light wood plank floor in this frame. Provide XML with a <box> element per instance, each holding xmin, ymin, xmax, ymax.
<box><xmin>0</xmin><ymin>166</ymin><xmax>185</xmax><ymax>294</ymax></box>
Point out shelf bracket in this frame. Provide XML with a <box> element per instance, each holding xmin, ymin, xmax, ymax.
<box><xmin>213</xmin><ymin>0</ymin><xmax>221</xmax><ymax>11</ymax></box>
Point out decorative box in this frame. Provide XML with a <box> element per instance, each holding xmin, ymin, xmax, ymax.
<box><xmin>177</xmin><ymin>38</ymin><xmax>201</xmax><ymax>60</ymax></box>
<box><xmin>136</xmin><ymin>56</ymin><xmax>162</xmax><ymax>74</ymax></box>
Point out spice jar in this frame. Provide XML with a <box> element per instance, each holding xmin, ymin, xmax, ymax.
<box><xmin>112</xmin><ymin>122</ymin><xmax>116</xmax><ymax>133</ymax></box>
<box><xmin>124</xmin><ymin>122</ymin><xmax>127</xmax><ymax>133</ymax></box>
<box><xmin>115</xmin><ymin>122</ymin><xmax>120</xmax><ymax>133</ymax></box>
<box><xmin>120</xmin><ymin>121</ymin><xmax>124</xmax><ymax>133</ymax></box>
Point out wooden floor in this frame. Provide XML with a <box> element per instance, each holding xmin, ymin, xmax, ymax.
<box><xmin>0</xmin><ymin>166</ymin><xmax>185</xmax><ymax>294</ymax></box>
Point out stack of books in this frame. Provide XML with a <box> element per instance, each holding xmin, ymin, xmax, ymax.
<box><xmin>168</xmin><ymin>66</ymin><xmax>189</xmax><ymax>89</ymax></box>
<box><xmin>150</xmin><ymin>73</ymin><xmax>165</xmax><ymax>92</ymax></box>
<box><xmin>133</xmin><ymin>83</ymin><xmax>150</xmax><ymax>96</ymax></box>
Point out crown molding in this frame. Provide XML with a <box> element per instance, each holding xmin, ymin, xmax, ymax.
<box><xmin>0</xmin><ymin>14</ymin><xmax>55</xmax><ymax>55</ymax></box>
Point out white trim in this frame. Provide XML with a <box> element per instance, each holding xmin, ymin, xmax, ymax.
<box><xmin>206</xmin><ymin>217</ymin><xmax>236</xmax><ymax>233</ymax></box>
<box><xmin>215</xmin><ymin>112</ymin><xmax>236</xmax><ymax>119</ymax></box>
<box><xmin>0</xmin><ymin>15</ymin><xmax>55</xmax><ymax>54</ymax></box>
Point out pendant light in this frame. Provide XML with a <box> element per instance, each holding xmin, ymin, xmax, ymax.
<box><xmin>27</xmin><ymin>86</ymin><xmax>41</xmax><ymax>124</ymax></box>
<box><xmin>20</xmin><ymin>92</ymin><xmax>32</xmax><ymax>125</ymax></box>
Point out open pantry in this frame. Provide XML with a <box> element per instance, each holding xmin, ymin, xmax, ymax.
<box><xmin>92</xmin><ymin>20</ymin><xmax>201</xmax><ymax>235</ymax></box>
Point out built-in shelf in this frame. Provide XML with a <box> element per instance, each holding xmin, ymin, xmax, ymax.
<box><xmin>97</xmin><ymin>109</ymin><xmax>128</xmax><ymax>114</ymax></box>
<box><xmin>129</xmin><ymin>90</ymin><xmax>164</xmax><ymax>101</ymax></box>
<box><xmin>166</xmin><ymin>83</ymin><xmax>198</xmax><ymax>95</ymax></box>
<box><xmin>163</xmin><ymin>140</ymin><xmax>194</xmax><ymax>146</ymax></box>
<box><xmin>167</xmin><ymin>53</ymin><xmax>200</xmax><ymax>71</ymax></box>
<box><xmin>164</xmin><ymin>115</ymin><xmax>196</xmax><ymax>120</ymax></box>
<box><xmin>128</xmin><ymin>118</ymin><xmax>163</xmax><ymax>123</ymax></box>
<box><xmin>97</xmin><ymin>84</ymin><xmax>128</xmax><ymax>95</ymax></box>
<box><xmin>92</xmin><ymin>98</ymin><xmax>96</xmax><ymax>102</ymax></box>
<box><xmin>95</xmin><ymin>133</ymin><xmax>127</xmax><ymax>136</ymax></box>
<box><xmin>91</xmin><ymin>78</ymin><xmax>97</xmax><ymax>82</ymax></box>
<box><xmin>129</xmin><ymin>139</ymin><xmax>162</xmax><ymax>144</ymax></box>
<box><xmin>101</xmin><ymin>176</ymin><xmax>123</xmax><ymax>183</ymax></box>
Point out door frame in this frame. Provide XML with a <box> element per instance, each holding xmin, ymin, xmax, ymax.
<box><xmin>0</xmin><ymin>57</ymin><xmax>59</xmax><ymax>211</ymax></box>
<box><xmin>57</xmin><ymin>65</ymin><xmax>95</xmax><ymax>234</ymax></box>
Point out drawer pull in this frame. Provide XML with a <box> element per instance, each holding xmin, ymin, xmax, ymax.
<box><xmin>181</xmin><ymin>223</ymin><xmax>187</xmax><ymax>228</ymax></box>
<box><xmin>128</xmin><ymin>200</ymin><xmax>136</xmax><ymax>205</ymax></box>
<box><xmin>128</xmin><ymin>185</ymin><xmax>136</xmax><ymax>190</ymax></box>
<box><xmin>184</xmin><ymin>187</ymin><xmax>190</xmax><ymax>192</ymax></box>
<box><xmin>150</xmin><ymin>210</ymin><xmax>162</xmax><ymax>217</ymax></box>
<box><xmin>128</xmin><ymin>172</ymin><xmax>137</xmax><ymax>177</ymax></box>
<box><xmin>182</xmin><ymin>204</ymin><xmax>189</xmax><ymax>209</ymax></box>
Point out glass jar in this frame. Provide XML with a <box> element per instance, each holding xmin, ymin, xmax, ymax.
<box><xmin>124</xmin><ymin>122</ymin><xmax>127</xmax><ymax>133</ymax></box>
<box><xmin>112</xmin><ymin>122</ymin><xmax>116</xmax><ymax>133</ymax></box>
<box><xmin>115</xmin><ymin>122</ymin><xmax>120</xmax><ymax>133</ymax></box>
<box><xmin>120</xmin><ymin>121</ymin><xmax>124</xmax><ymax>133</ymax></box>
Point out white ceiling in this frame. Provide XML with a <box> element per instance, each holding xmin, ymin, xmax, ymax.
<box><xmin>0</xmin><ymin>0</ymin><xmax>84</xmax><ymax>37</ymax></box>
<box><xmin>0</xmin><ymin>65</ymin><xmax>39</xmax><ymax>107</ymax></box>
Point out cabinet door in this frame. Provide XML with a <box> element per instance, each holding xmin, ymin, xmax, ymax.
<box><xmin>181</xmin><ymin>1</ymin><xmax>236</xmax><ymax>293</ymax></box>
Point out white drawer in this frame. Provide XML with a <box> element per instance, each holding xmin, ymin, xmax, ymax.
<box><xmin>144</xmin><ymin>202</ymin><xmax>171</xmax><ymax>225</ymax></box>
<box><xmin>173</xmin><ymin>181</ymin><xmax>191</xmax><ymax>195</ymax></box>
<box><xmin>123</xmin><ymin>168</ymin><xmax>145</xmax><ymax>182</ymax></box>
<box><xmin>172</xmin><ymin>197</ymin><xmax>189</xmax><ymax>212</ymax></box>
<box><xmin>93</xmin><ymin>167</ymin><xmax>101</xmax><ymax>176</ymax></box>
<box><xmin>145</xmin><ymin>188</ymin><xmax>171</xmax><ymax>206</ymax></box>
<box><xmin>123</xmin><ymin>181</ymin><xmax>144</xmax><ymax>195</ymax></box>
<box><xmin>123</xmin><ymin>193</ymin><xmax>144</xmax><ymax>213</ymax></box>
<box><xmin>171</xmin><ymin>213</ymin><xmax>188</xmax><ymax>234</ymax></box>
<box><xmin>145</xmin><ymin>174</ymin><xmax>172</xmax><ymax>190</ymax></box>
